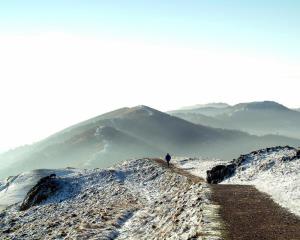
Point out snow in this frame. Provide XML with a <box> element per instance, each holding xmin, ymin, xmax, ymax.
<box><xmin>136</xmin><ymin>105</ymin><xmax>154</xmax><ymax>116</ymax></box>
<box><xmin>0</xmin><ymin>169</ymin><xmax>79</xmax><ymax>209</ymax></box>
<box><xmin>84</xmin><ymin>141</ymin><xmax>110</xmax><ymax>167</ymax></box>
<box><xmin>222</xmin><ymin>147</ymin><xmax>300</xmax><ymax>216</ymax></box>
<box><xmin>0</xmin><ymin>158</ymin><xmax>223</xmax><ymax>239</ymax></box>
<box><xmin>2</xmin><ymin>150</ymin><xmax>298</xmax><ymax>239</ymax></box>
<box><xmin>94</xmin><ymin>126</ymin><xmax>103</xmax><ymax>136</ymax></box>
<box><xmin>174</xmin><ymin>157</ymin><xmax>226</xmax><ymax>179</ymax></box>
<box><xmin>175</xmin><ymin>147</ymin><xmax>300</xmax><ymax>217</ymax></box>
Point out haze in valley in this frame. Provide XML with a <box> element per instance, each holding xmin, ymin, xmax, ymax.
<box><xmin>0</xmin><ymin>1</ymin><xmax>300</xmax><ymax>177</ymax></box>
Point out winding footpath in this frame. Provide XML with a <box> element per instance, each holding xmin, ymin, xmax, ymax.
<box><xmin>154</xmin><ymin>159</ymin><xmax>300</xmax><ymax>240</ymax></box>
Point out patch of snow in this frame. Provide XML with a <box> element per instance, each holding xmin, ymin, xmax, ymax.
<box><xmin>0</xmin><ymin>169</ymin><xmax>79</xmax><ymax>209</ymax></box>
<box><xmin>173</xmin><ymin>157</ymin><xmax>227</xmax><ymax>179</ymax></box>
<box><xmin>174</xmin><ymin>148</ymin><xmax>300</xmax><ymax>217</ymax></box>
<box><xmin>136</xmin><ymin>105</ymin><xmax>154</xmax><ymax>116</ymax></box>
<box><xmin>84</xmin><ymin>140</ymin><xmax>110</xmax><ymax>167</ymax></box>
<box><xmin>222</xmin><ymin>147</ymin><xmax>300</xmax><ymax>216</ymax></box>
<box><xmin>94</xmin><ymin>126</ymin><xmax>103</xmax><ymax>136</ymax></box>
<box><xmin>0</xmin><ymin>158</ymin><xmax>223</xmax><ymax>239</ymax></box>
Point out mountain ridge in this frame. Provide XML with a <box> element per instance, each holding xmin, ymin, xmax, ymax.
<box><xmin>170</xmin><ymin>101</ymin><xmax>300</xmax><ymax>139</ymax></box>
<box><xmin>1</xmin><ymin>104</ymin><xmax>299</xmax><ymax>178</ymax></box>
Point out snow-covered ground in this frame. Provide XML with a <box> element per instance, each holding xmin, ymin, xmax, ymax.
<box><xmin>222</xmin><ymin>147</ymin><xmax>300</xmax><ymax>216</ymax></box>
<box><xmin>174</xmin><ymin>157</ymin><xmax>227</xmax><ymax>180</ymax></box>
<box><xmin>0</xmin><ymin>169</ymin><xmax>79</xmax><ymax>209</ymax></box>
<box><xmin>0</xmin><ymin>158</ymin><xmax>223</xmax><ymax>240</ymax></box>
<box><xmin>175</xmin><ymin>147</ymin><xmax>300</xmax><ymax>217</ymax></box>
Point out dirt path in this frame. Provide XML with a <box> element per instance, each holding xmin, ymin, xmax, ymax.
<box><xmin>211</xmin><ymin>184</ymin><xmax>300</xmax><ymax>240</ymax></box>
<box><xmin>153</xmin><ymin>158</ymin><xmax>300</xmax><ymax>240</ymax></box>
<box><xmin>153</xmin><ymin>159</ymin><xmax>204</xmax><ymax>184</ymax></box>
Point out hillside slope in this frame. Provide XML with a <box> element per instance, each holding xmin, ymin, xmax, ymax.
<box><xmin>221</xmin><ymin>146</ymin><xmax>300</xmax><ymax>216</ymax></box>
<box><xmin>0</xmin><ymin>159</ymin><xmax>221</xmax><ymax>239</ymax></box>
<box><xmin>176</xmin><ymin>146</ymin><xmax>300</xmax><ymax>216</ymax></box>
<box><xmin>1</xmin><ymin>105</ymin><xmax>300</xmax><ymax>178</ymax></box>
<box><xmin>170</xmin><ymin>101</ymin><xmax>300</xmax><ymax>139</ymax></box>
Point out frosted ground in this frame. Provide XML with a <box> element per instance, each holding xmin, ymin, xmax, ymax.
<box><xmin>175</xmin><ymin>146</ymin><xmax>300</xmax><ymax>217</ymax></box>
<box><xmin>0</xmin><ymin>159</ymin><xmax>222</xmax><ymax>240</ymax></box>
<box><xmin>1</xmin><ymin>147</ymin><xmax>298</xmax><ymax>239</ymax></box>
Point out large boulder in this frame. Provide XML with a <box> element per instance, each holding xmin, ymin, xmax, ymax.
<box><xmin>206</xmin><ymin>146</ymin><xmax>298</xmax><ymax>184</ymax></box>
<box><xmin>19</xmin><ymin>174</ymin><xmax>59</xmax><ymax>211</ymax></box>
<box><xmin>206</xmin><ymin>163</ymin><xmax>236</xmax><ymax>184</ymax></box>
<box><xmin>296</xmin><ymin>149</ymin><xmax>300</xmax><ymax>158</ymax></box>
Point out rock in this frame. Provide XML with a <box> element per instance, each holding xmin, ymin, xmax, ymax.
<box><xmin>259</xmin><ymin>160</ymin><xmax>275</xmax><ymax>171</ymax></box>
<box><xmin>2</xmin><ymin>228</ymin><xmax>12</xmax><ymax>234</ymax></box>
<box><xmin>296</xmin><ymin>149</ymin><xmax>300</xmax><ymax>158</ymax></box>
<box><xmin>19</xmin><ymin>175</ymin><xmax>60</xmax><ymax>211</ymax></box>
<box><xmin>207</xmin><ymin>146</ymin><xmax>298</xmax><ymax>184</ymax></box>
<box><xmin>50</xmin><ymin>173</ymin><xmax>56</xmax><ymax>178</ymax></box>
<box><xmin>281</xmin><ymin>149</ymin><xmax>300</xmax><ymax>162</ymax></box>
<box><xmin>206</xmin><ymin>164</ymin><xmax>236</xmax><ymax>184</ymax></box>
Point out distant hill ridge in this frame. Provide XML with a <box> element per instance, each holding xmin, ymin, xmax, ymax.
<box><xmin>232</xmin><ymin>101</ymin><xmax>289</xmax><ymax>111</ymax></box>
<box><xmin>170</xmin><ymin>101</ymin><xmax>300</xmax><ymax>139</ymax></box>
<box><xmin>179</xmin><ymin>102</ymin><xmax>230</xmax><ymax>110</ymax></box>
<box><xmin>1</xmin><ymin>104</ymin><xmax>299</xmax><ymax>179</ymax></box>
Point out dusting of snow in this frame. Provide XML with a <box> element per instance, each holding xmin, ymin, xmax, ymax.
<box><xmin>84</xmin><ymin>141</ymin><xmax>110</xmax><ymax>167</ymax></box>
<box><xmin>174</xmin><ymin>157</ymin><xmax>226</xmax><ymax>180</ymax></box>
<box><xmin>136</xmin><ymin>105</ymin><xmax>154</xmax><ymax>116</ymax></box>
<box><xmin>94</xmin><ymin>126</ymin><xmax>103</xmax><ymax>136</ymax></box>
<box><xmin>222</xmin><ymin>147</ymin><xmax>300</xmax><ymax>216</ymax></box>
<box><xmin>0</xmin><ymin>169</ymin><xmax>79</xmax><ymax>209</ymax></box>
<box><xmin>0</xmin><ymin>158</ymin><xmax>223</xmax><ymax>239</ymax></box>
<box><xmin>174</xmin><ymin>148</ymin><xmax>300</xmax><ymax>217</ymax></box>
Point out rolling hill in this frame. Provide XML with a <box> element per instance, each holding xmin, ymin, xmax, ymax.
<box><xmin>0</xmin><ymin>105</ymin><xmax>299</xmax><ymax>178</ymax></box>
<box><xmin>170</xmin><ymin>101</ymin><xmax>300</xmax><ymax>139</ymax></box>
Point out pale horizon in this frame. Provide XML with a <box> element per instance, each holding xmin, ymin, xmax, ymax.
<box><xmin>0</xmin><ymin>99</ymin><xmax>298</xmax><ymax>153</ymax></box>
<box><xmin>1</xmin><ymin>1</ymin><xmax>300</xmax><ymax>151</ymax></box>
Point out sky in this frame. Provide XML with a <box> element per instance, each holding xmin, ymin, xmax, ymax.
<box><xmin>0</xmin><ymin>1</ymin><xmax>300</xmax><ymax>151</ymax></box>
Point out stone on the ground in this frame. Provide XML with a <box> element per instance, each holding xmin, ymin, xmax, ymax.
<box><xmin>206</xmin><ymin>164</ymin><xmax>235</xmax><ymax>184</ymax></box>
<box><xmin>19</xmin><ymin>174</ymin><xmax>60</xmax><ymax>211</ymax></box>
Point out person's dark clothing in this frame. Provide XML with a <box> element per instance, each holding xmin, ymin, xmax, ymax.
<box><xmin>165</xmin><ymin>153</ymin><xmax>171</xmax><ymax>167</ymax></box>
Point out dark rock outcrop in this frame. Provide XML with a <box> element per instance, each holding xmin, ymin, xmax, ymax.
<box><xmin>206</xmin><ymin>146</ymin><xmax>298</xmax><ymax>184</ymax></box>
<box><xmin>19</xmin><ymin>174</ymin><xmax>59</xmax><ymax>211</ymax></box>
<box><xmin>206</xmin><ymin>164</ymin><xmax>236</xmax><ymax>184</ymax></box>
<box><xmin>296</xmin><ymin>149</ymin><xmax>300</xmax><ymax>158</ymax></box>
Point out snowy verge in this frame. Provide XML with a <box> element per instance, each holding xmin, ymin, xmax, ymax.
<box><xmin>0</xmin><ymin>158</ymin><xmax>223</xmax><ymax>240</ymax></box>
<box><xmin>174</xmin><ymin>147</ymin><xmax>300</xmax><ymax>217</ymax></box>
<box><xmin>222</xmin><ymin>147</ymin><xmax>300</xmax><ymax>216</ymax></box>
<box><xmin>173</xmin><ymin>157</ymin><xmax>227</xmax><ymax>180</ymax></box>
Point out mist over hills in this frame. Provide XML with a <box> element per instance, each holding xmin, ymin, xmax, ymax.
<box><xmin>170</xmin><ymin>101</ymin><xmax>300</xmax><ymax>139</ymax></box>
<box><xmin>179</xmin><ymin>103</ymin><xmax>230</xmax><ymax>110</ymax></box>
<box><xmin>0</xmin><ymin>104</ymin><xmax>299</xmax><ymax>178</ymax></box>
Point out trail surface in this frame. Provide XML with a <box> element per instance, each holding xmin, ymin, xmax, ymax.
<box><xmin>1</xmin><ymin>159</ymin><xmax>219</xmax><ymax>240</ymax></box>
<box><xmin>155</xmin><ymin>159</ymin><xmax>300</xmax><ymax>240</ymax></box>
<box><xmin>153</xmin><ymin>159</ymin><xmax>205</xmax><ymax>183</ymax></box>
<box><xmin>211</xmin><ymin>184</ymin><xmax>300</xmax><ymax>240</ymax></box>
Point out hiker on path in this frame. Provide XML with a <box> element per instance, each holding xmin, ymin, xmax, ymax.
<box><xmin>165</xmin><ymin>153</ymin><xmax>171</xmax><ymax>167</ymax></box>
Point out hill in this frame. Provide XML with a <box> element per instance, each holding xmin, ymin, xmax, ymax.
<box><xmin>0</xmin><ymin>105</ymin><xmax>299</xmax><ymax>178</ymax></box>
<box><xmin>0</xmin><ymin>158</ymin><xmax>221</xmax><ymax>239</ymax></box>
<box><xmin>175</xmin><ymin>145</ymin><xmax>300</xmax><ymax>217</ymax></box>
<box><xmin>170</xmin><ymin>101</ymin><xmax>300</xmax><ymax>139</ymax></box>
<box><xmin>179</xmin><ymin>102</ymin><xmax>230</xmax><ymax>111</ymax></box>
<box><xmin>210</xmin><ymin>146</ymin><xmax>300</xmax><ymax>216</ymax></box>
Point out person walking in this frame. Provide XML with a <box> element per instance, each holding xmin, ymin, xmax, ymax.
<box><xmin>165</xmin><ymin>153</ymin><xmax>171</xmax><ymax>167</ymax></box>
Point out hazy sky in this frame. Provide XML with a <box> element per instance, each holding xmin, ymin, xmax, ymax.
<box><xmin>1</xmin><ymin>1</ymin><xmax>300</xmax><ymax>151</ymax></box>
